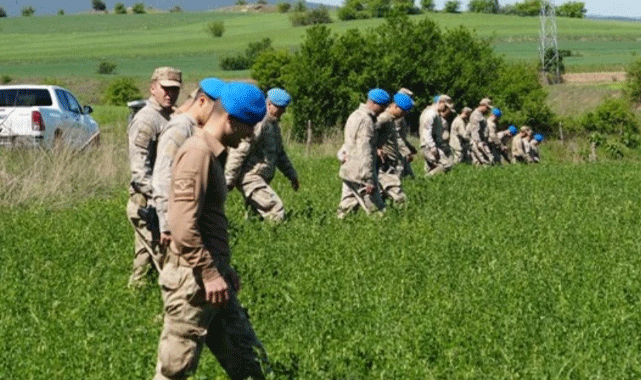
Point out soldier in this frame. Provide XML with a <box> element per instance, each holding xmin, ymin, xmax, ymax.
<box><xmin>419</xmin><ymin>94</ymin><xmax>455</xmax><ymax>175</ymax></box>
<box><xmin>487</xmin><ymin>107</ymin><xmax>503</xmax><ymax>164</ymax></box>
<box><xmin>225</xmin><ymin>88</ymin><xmax>299</xmax><ymax>222</ymax></box>
<box><xmin>337</xmin><ymin>88</ymin><xmax>390</xmax><ymax>218</ymax></box>
<box><xmin>376</xmin><ymin>92</ymin><xmax>414</xmax><ymax>205</ymax></box>
<box><xmin>153</xmin><ymin>82</ymin><xmax>269</xmax><ymax>380</ymax></box>
<box><xmin>468</xmin><ymin>98</ymin><xmax>493</xmax><ymax>166</ymax></box>
<box><xmin>495</xmin><ymin>125</ymin><xmax>518</xmax><ymax>163</ymax></box>
<box><xmin>152</xmin><ymin>78</ymin><xmax>224</xmax><ymax>250</ymax></box>
<box><xmin>512</xmin><ymin>126</ymin><xmax>532</xmax><ymax>163</ymax></box>
<box><xmin>127</xmin><ymin>66</ymin><xmax>181</xmax><ymax>287</ymax></box>
<box><xmin>528</xmin><ymin>133</ymin><xmax>544</xmax><ymax>163</ymax></box>
<box><xmin>396</xmin><ymin>88</ymin><xmax>417</xmax><ymax>178</ymax></box>
<box><xmin>450</xmin><ymin>107</ymin><xmax>472</xmax><ymax>163</ymax></box>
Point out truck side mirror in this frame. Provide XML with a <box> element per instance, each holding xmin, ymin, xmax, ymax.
<box><xmin>83</xmin><ymin>105</ymin><xmax>93</xmax><ymax>114</ymax></box>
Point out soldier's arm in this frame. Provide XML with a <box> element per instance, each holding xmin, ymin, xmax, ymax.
<box><xmin>469</xmin><ymin>115</ymin><xmax>481</xmax><ymax>144</ymax></box>
<box><xmin>128</xmin><ymin>118</ymin><xmax>156</xmax><ymax>197</ymax></box>
<box><xmin>356</xmin><ymin>118</ymin><xmax>376</xmax><ymax>186</ymax></box>
<box><xmin>224</xmin><ymin>137</ymin><xmax>252</xmax><ymax>188</ymax></box>
<box><xmin>275</xmin><ymin>127</ymin><xmax>298</xmax><ymax>182</ymax></box>
<box><xmin>169</xmin><ymin>146</ymin><xmax>222</xmax><ymax>282</ymax></box>
<box><xmin>152</xmin><ymin>131</ymin><xmax>183</xmax><ymax>234</ymax></box>
<box><xmin>420</xmin><ymin>112</ymin><xmax>437</xmax><ymax>151</ymax></box>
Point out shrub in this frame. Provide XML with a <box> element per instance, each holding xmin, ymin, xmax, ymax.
<box><xmin>169</xmin><ymin>5</ymin><xmax>182</xmax><ymax>12</ymax></box>
<box><xmin>221</xmin><ymin>38</ymin><xmax>274</xmax><ymax>71</ymax></box>
<box><xmin>512</xmin><ymin>0</ymin><xmax>542</xmax><ymax>16</ymax></box>
<box><xmin>624</xmin><ymin>58</ymin><xmax>641</xmax><ymax>103</ymax></box>
<box><xmin>114</xmin><ymin>3</ymin><xmax>127</xmax><ymax>14</ymax></box>
<box><xmin>293</xmin><ymin>0</ymin><xmax>306</xmax><ymax>12</ymax></box>
<box><xmin>21</xmin><ymin>6</ymin><xmax>35</xmax><ymax>16</ymax></box>
<box><xmin>97</xmin><ymin>61</ymin><xmax>117</xmax><ymax>75</ymax></box>
<box><xmin>257</xmin><ymin>0</ymin><xmax>268</xmax><ymax>4</ymax></box>
<box><xmin>468</xmin><ymin>0</ymin><xmax>498</xmax><ymax>13</ymax></box>
<box><xmin>582</xmin><ymin>98</ymin><xmax>639</xmax><ymax>135</ymax></box>
<box><xmin>338</xmin><ymin>0</ymin><xmax>369</xmax><ymax>20</ymax></box>
<box><xmin>277</xmin><ymin>2</ymin><xmax>291</xmax><ymax>13</ymax></box>
<box><xmin>91</xmin><ymin>0</ymin><xmax>107</xmax><ymax>11</ymax></box>
<box><xmin>368</xmin><ymin>0</ymin><xmax>391</xmax><ymax>17</ymax></box>
<box><xmin>206</xmin><ymin>21</ymin><xmax>224</xmax><ymax>37</ymax></box>
<box><xmin>556</xmin><ymin>1</ymin><xmax>586</xmax><ymax>18</ymax></box>
<box><xmin>103</xmin><ymin>77</ymin><xmax>142</xmax><ymax>106</ymax></box>
<box><xmin>0</xmin><ymin>7</ymin><xmax>6</xmax><ymax>17</ymax></box>
<box><xmin>421</xmin><ymin>0</ymin><xmax>435</xmax><ymax>11</ymax></box>
<box><xmin>220</xmin><ymin>56</ymin><xmax>252</xmax><ymax>71</ymax></box>
<box><xmin>1</xmin><ymin>75</ymin><xmax>12</xmax><ymax>84</ymax></box>
<box><xmin>290</xmin><ymin>6</ymin><xmax>332</xmax><ymax>26</ymax></box>
<box><xmin>251</xmin><ymin>49</ymin><xmax>294</xmax><ymax>91</ymax></box>
<box><xmin>58</xmin><ymin>9</ymin><xmax>64</xmax><ymax>15</ymax></box>
<box><xmin>540</xmin><ymin>47</ymin><xmax>565</xmax><ymax>77</ymax></box>
<box><xmin>444</xmin><ymin>0</ymin><xmax>460</xmax><ymax>13</ymax></box>
<box><xmin>131</xmin><ymin>2</ymin><xmax>145</xmax><ymax>14</ymax></box>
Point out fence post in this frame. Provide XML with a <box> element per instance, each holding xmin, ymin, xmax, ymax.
<box><xmin>559</xmin><ymin>123</ymin><xmax>564</xmax><ymax>145</ymax></box>
<box><xmin>306</xmin><ymin>120</ymin><xmax>312</xmax><ymax>157</ymax></box>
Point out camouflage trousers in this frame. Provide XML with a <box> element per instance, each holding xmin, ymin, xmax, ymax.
<box><xmin>126</xmin><ymin>194</ymin><xmax>163</xmax><ymax>286</ymax></box>
<box><xmin>450</xmin><ymin>144</ymin><xmax>471</xmax><ymax>164</ymax></box>
<box><xmin>422</xmin><ymin>147</ymin><xmax>454</xmax><ymax>176</ymax></box>
<box><xmin>470</xmin><ymin>142</ymin><xmax>492</xmax><ymax>166</ymax></box>
<box><xmin>240</xmin><ymin>177</ymin><xmax>285</xmax><ymax>222</ymax></box>
<box><xmin>378</xmin><ymin>167</ymin><xmax>406</xmax><ymax>205</ymax></box>
<box><xmin>399</xmin><ymin>155</ymin><xmax>415</xmax><ymax>179</ymax></box>
<box><xmin>489</xmin><ymin>143</ymin><xmax>512</xmax><ymax>165</ymax></box>
<box><xmin>153</xmin><ymin>253</ymin><xmax>268</xmax><ymax>380</ymax></box>
<box><xmin>337</xmin><ymin>180</ymin><xmax>385</xmax><ymax>218</ymax></box>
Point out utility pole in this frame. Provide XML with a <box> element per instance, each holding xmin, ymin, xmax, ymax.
<box><xmin>539</xmin><ymin>0</ymin><xmax>561</xmax><ymax>84</ymax></box>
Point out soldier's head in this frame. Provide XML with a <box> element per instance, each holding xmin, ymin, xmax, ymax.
<box><xmin>389</xmin><ymin>92</ymin><xmax>414</xmax><ymax>118</ymax></box>
<box><xmin>266</xmin><ymin>88</ymin><xmax>292</xmax><ymax>120</ymax></box>
<box><xmin>203</xmin><ymin>82</ymin><xmax>266</xmax><ymax>148</ymax></box>
<box><xmin>461</xmin><ymin>107</ymin><xmax>472</xmax><ymax>120</ymax></box>
<box><xmin>436</xmin><ymin>94</ymin><xmax>454</xmax><ymax>114</ymax></box>
<box><xmin>150</xmin><ymin>67</ymin><xmax>182</xmax><ymax>110</ymax></box>
<box><xmin>490</xmin><ymin>107</ymin><xmax>502</xmax><ymax>121</ymax></box>
<box><xmin>366</xmin><ymin>88</ymin><xmax>391</xmax><ymax>116</ymax></box>
<box><xmin>190</xmin><ymin>78</ymin><xmax>224</xmax><ymax>126</ymax></box>
<box><xmin>398</xmin><ymin>88</ymin><xmax>414</xmax><ymax>98</ymax></box>
<box><xmin>520</xmin><ymin>126</ymin><xmax>532</xmax><ymax>138</ymax></box>
<box><xmin>478</xmin><ymin>98</ymin><xmax>493</xmax><ymax>114</ymax></box>
<box><xmin>532</xmin><ymin>133</ymin><xmax>544</xmax><ymax>145</ymax></box>
<box><xmin>508</xmin><ymin>125</ymin><xmax>518</xmax><ymax>136</ymax></box>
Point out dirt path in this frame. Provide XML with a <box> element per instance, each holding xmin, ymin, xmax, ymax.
<box><xmin>562</xmin><ymin>72</ymin><xmax>626</xmax><ymax>84</ymax></box>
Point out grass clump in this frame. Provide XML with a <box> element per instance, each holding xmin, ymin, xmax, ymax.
<box><xmin>206</xmin><ymin>21</ymin><xmax>224</xmax><ymax>37</ymax></box>
<box><xmin>97</xmin><ymin>61</ymin><xmax>117</xmax><ymax>75</ymax></box>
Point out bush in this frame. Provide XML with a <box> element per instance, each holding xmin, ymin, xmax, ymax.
<box><xmin>251</xmin><ymin>49</ymin><xmax>294</xmax><ymax>91</ymax></box>
<box><xmin>114</xmin><ymin>3</ymin><xmax>127</xmax><ymax>14</ymax></box>
<box><xmin>220</xmin><ymin>56</ymin><xmax>252</xmax><ymax>71</ymax></box>
<box><xmin>0</xmin><ymin>7</ymin><xmax>6</xmax><ymax>17</ymax></box>
<box><xmin>97</xmin><ymin>61</ymin><xmax>117</xmax><ymax>75</ymax></box>
<box><xmin>57</xmin><ymin>9</ymin><xmax>64</xmax><ymax>15</ymax></box>
<box><xmin>103</xmin><ymin>77</ymin><xmax>142</xmax><ymax>106</ymax></box>
<box><xmin>236</xmin><ymin>0</ymin><xmax>247</xmax><ymax>5</ymax></box>
<box><xmin>293</xmin><ymin>0</ymin><xmax>306</xmax><ymax>12</ymax></box>
<box><xmin>131</xmin><ymin>2</ymin><xmax>145</xmax><ymax>14</ymax></box>
<box><xmin>540</xmin><ymin>47</ymin><xmax>565</xmax><ymax>78</ymax></box>
<box><xmin>21</xmin><ymin>6</ymin><xmax>35</xmax><ymax>16</ymax></box>
<box><xmin>221</xmin><ymin>38</ymin><xmax>273</xmax><ymax>71</ymax></box>
<box><xmin>368</xmin><ymin>0</ymin><xmax>391</xmax><ymax>17</ymax></box>
<box><xmin>257</xmin><ymin>0</ymin><xmax>268</xmax><ymax>4</ymax></box>
<box><xmin>582</xmin><ymin>98</ymin><xmax>639</xmax><ymax>135</ymax></box>
<box><xmin>1</xmin><ymin>75</ymin><xmax>12</xmax><ymax>84</ymax></box>
<box><xmin>556</xmin><ymin>1</ymin><xmax>586</xmax><ymax>17</ymax></box>
<box><xmin>206</xmin><ymin>21</ymin><xmax>224</xmax><ymax>37</ymax></box>
<box><xmin>512</xmin><ymin>0</ymin><xmax>542</xmax><ymax>16</ymax></box>
<box><xmin>290</xmin><ymin>5</ymin><xmax>332</xmax><ymax>26</ymax></box>
<box><xmin>624</xmin><ymin>58</ymin><xmax>641</xmax><ymax>103</ymax></box>
<box><xmin>277</xmin><ymin>2</ymin><xmax>291</xmax><ymax>13</ymax></box>
<box><xmin>421</xmin><ymin>0</ymin><xmax>435</xmax><ymax>11</ymax></box>
<box><xmin>338</xmin><ymin>0</ymin><xmax>370</xmax><ymax>20</ymax></box>
<box><xmin>468</xmin><ymin>0</ymin><xmax>498</xmax><ymax>13</ymax></box>
<box><xmin>444</xmin><ymin>0</ymin><xmax>460</xmax><ymax>13</ymax></box>
<box><xmin>91</xmin><ymin>0</ymin><xmax>107</xmax><ymax>11</ymax></box>
<box><xmin>169</xmin><ymin>5</ymin><xmax>182</xmax><ymax>12</ymax></box>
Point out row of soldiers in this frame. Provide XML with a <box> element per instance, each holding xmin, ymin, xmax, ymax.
<box><xmin>336</xmin><ymin>89</ymin><xmax>545</xmax><ymax>217</ymax></box>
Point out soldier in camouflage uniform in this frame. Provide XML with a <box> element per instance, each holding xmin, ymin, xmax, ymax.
<box><xmin>450</xmin><ymin>107</ymin><xmax>472</xmax><ymax>163</ymax></box>
<box><xmin>376</xmin><ymin>92</ymin><xmax>414</xmax><ymax>205</ymax></box>
<box><xmin>225</xmin><ymin>88</ymin><xmax>299</xmax><ymax>222</ymax></box>
<box><xmin>152</xmin><ymin>78</ymin><xmax>224</xmax><ymax>250</ymax></box>
<box><xmin>419</xmin><ymin>94</ymin><xmax>455</xmax><ymax>176</ymax></box>
<box><xmin>468</xmin><ymin>98</ymin><xmax>493</xmax><ymax>167</ymax></box>
<box><xmin>127</xmin><ymin>66</ymin><xmax>181</xmax><ymax>287</ymax></box>
<box><xmin>396</xmin><ymin>88</ymin><xmax>417</xmax><ymax>178</ymax></box>
<box><xmin>486</xmin><ymin>107</ymin><xmax>503</xmax><ymax>165</ymax></box>
<box><xmin>528</xmin><ymin>133</ymin><xmax>543</xmax><ymax>163</ymax></box>
<box><xmin>337</xmin><ymin>88</ymin><xmax>390</xmax><ymax>218</ymax></box>
<box><xmin>512</xmin><ymin>126</ymin><xmax>532</xmax><ymax>163</ymax></box>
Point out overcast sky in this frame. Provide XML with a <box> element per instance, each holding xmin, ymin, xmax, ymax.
<box><xmin>1</xmin><ymin>0</ymin><xmax>640</xmax><ymax>18</ymax></box>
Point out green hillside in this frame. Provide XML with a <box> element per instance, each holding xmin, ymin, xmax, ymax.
<box><xmin>1</xmin><ymin>11</ymin><xmax>640</xmax><ymax>79</ymax></box>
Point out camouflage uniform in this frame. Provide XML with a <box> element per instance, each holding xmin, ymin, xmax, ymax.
<box><xmin>152</xmin><ymin>113</ymin><xmax>198</xmax><ymax>235</ymax></box>
<box><xmin>419</xmin><ymin>106</ymin><xmax>453</xmax><ymax>175</ymax></box>
<box><xmin>395</xmin><ymin>116</ymin><xmax>416</xmax><ymax>178</ymax></box>
<box><xmin>495</xmin><ymin>129</ymin><xmax>514</xmax><ymax>163</ymax></box>
<box><xmin>487</xmin><ymin>118</ymin><xmax>501</xmax><ymax>164</ymax></box>
<box><xmin>376</xmin><ymin>111</ymin><xmax>406</xmax><ymax>204</ymax></box>
<box><xmin>225</xmin><ymin>114</ymin><xmax>297</xmax><ymax>222</ymax></box>
<box><xmin>528</xmin><ymin>140</ymin><xmax>541</xmax><ymax>163</ymax></box>
<box><xmin>512</xmin><ymin>134</ymin><xmax>530</xmax><ymax>163</ymax></box>
<box><xmin>467</xmin><ymin>109</ymin><xmax>492</xmax><ymax>166</ymax></box>
<box><xmin>154</xmin><ymin>128</ymin><xmax>267</xmax><ymax>380</ymax></box>
<box><xmin>337</xmin><ymin>103</ymin><xmax>385</xmax><ymax>217</ymax></box>
<box><xmin>449</xmin><ymin>114</ymin><xmax>470</xmax><ymax>163</ymax></box>
<box><xmin>127</xmin><ymin>96</ymin><xmax>173</xmax><ymax>284</ymax></box>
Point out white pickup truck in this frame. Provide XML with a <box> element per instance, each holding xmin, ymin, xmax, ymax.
<box><xmin>0</xmin><ymin>85</ymin><xmax>100</xmax><ymax>148</ymax></box>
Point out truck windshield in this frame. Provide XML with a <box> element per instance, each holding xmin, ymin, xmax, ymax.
<box><xmin>0</xmin><ymin>89</ymin><xmax>53</xmax><ymax>107</ymax></box>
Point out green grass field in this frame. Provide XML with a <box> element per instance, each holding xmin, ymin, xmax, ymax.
<box><xmin>1</xmin><ymin>11</ymin><xmax>640</xmax><ymax>79</ymax></box>
<box><xmin>2</xmin><ymin>135</ymin><xmax>641</xmax><ymax>378</ymax></box>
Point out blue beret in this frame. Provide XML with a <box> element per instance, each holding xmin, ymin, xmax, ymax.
<box><xmin>220</xmin><ymin>82</ymin><xmax>267</xmax><ymax>126</ymax></box>
<box><xmin>267</xmin><ymin>88</ymin><xmax>291</xmax><ymax>107</ymax></box>
<box><xmin>394</xmin><ymin>93</ymin><xmax>413</xmax><ymax>111</ymax></box>
<box><xmin>368</xmin><ymin>88</ymin><xmax>390</xmax><ymax>105</ymax></box>
<box><xmin>199</xmin><ymin>78</ymin><xmax>224</xmax><ymax>100</ymax></box>
<box><xmin>508</xmin><ymin>125</ymin><xmax>518</xmax><ymax>135</ymax></box>
<box><xmin>534</xmin><ymin>133</ymin><xmax>544</xmax><ymax>142</ymax></box>
<box><xmin>433</xmin><ymin>95</ymin><xmax>440</xmax><ymax>103</ymax></box>
<box><xmin>492</xmin><ymin>107</ymin><xmax>502</xmax><ymax>117</ymax></box>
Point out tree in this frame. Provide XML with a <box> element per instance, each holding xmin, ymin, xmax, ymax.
<box><xmin>57</xmin><ymin>9</ymin><xmax>65</xmax><ymax>15</ymax></box>
<box><xmin>236</xmin><ymin>0</ymin><xmax>247</xmax><ymax>4</ymax></box>
<box><xmin>293</xmin><ymin>0</ymin><xmax>306</xmax><ymax>12</ymax></box>
<box><xmin>556</xmin><ymin>1</ymin><xmax>586</xmax><ymax>18</ymax></box>
<box><xmin>277</xmin><ymin>2</ymin><xmax>291</xmax><ymax>13</ymax></box>
<box><xmin>624</xmin><ymin>58</ymin><xmax>641</xmax><ymax>104</ymax></box>
<box><xmin>21</xmin><ymin>6</ymin><xmax>35</xmax><ymax>16</ymax></box>
<box><xmin>444</xmin><ymin>0</ymin><xmax>460</xmax><ymax>13</ymax></box>
<box><xmin>468</xmin><ymin>0</ymin><xmax>498</xmax><ymax>13</ymax></box>
<box><xmin>421</xmin><ymin>0</ymin><xmax>435</xmax><ymax>11</ymax></box>
<box><xmin>0</xmin><ymin>7</ymin><xmax>7</xmax><ymax>17</ymax></box>
<box><xmin>257</xmin><ymin>0</ymin><xmax>268</xmax><ymax>4</ymax></box>
<box><xmin>132</xmin><ymin>2</ymin><xmax>145</xmax><ymax>14</ymax></box>
<box><xmin>367</xmin><ymin>0</ymin><xmax>391</xmax><ymax>17</ymax></box>
<box><xmin>513</xmin><ymin>0</ymin><xmax>541</xmax><ymax>16</ymax></box>
<box><xmin>114</xmin><ymin>3</ymin><xmax>127</xmax><ymax>14</ymax></box>
<box><xmin>91</xmin><ymin>0</ymin><xmax>107</xmax><ymax>11</ymax></box>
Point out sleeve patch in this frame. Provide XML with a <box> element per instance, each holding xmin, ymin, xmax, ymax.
<box><xmin>134</xmin><ymin>130</ymin><xmax>151</xmax><ymax>149</ymax></box>
<box><xmin>173</xmin><ymin>178</ymin><xmax>196</xmax><ymax>201</ymax></box>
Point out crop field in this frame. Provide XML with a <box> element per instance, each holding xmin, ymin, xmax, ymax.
<box><xmin>2</xmin><ymin>119</ymin><xmax>641</xmax><ymax>378</ymax></box>
<box><xmin>1</xmin><ymin>11</ymin><xmax>641</xmax><ymax>79</ymax></box>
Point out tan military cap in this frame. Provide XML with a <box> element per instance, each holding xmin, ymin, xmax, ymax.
<box><xmin>462</xmin><ymin>107</ymin><xmax>473</xmax><ymax>114</ymax></box>
<box><xmin>151</xmin><ymin>67</ymin><xmax>182</xmax><ymax>87</ymax></box>
<box><xmin>479</xmin><ymin>98</ymin><xmax>493</xmax><ymax>107</ymax></box>
<box><xmin>439</xmin><ymin>94</ymin><xmax>453</xmax><ymax>104</ymax></box>
<box><xmin>520</xmin><ymin>126</ymin><xmax>532</xmax><ymax>133</ymax></box>
<box><xmin>398</xmin><ymin>88</ymin><xmax>414</xmax><ymax>97</ymax></box>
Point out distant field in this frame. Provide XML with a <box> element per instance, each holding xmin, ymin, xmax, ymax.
<box><xmin>1</xmin><ymin>11</ymin><xmax>640</xmax><ymax>79</ymax></box>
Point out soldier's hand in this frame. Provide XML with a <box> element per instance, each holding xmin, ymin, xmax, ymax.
<box><xmin>291</xmin><ymin>178</ymin><xmax>300</xmax><ymax>191</ymax></box>
<box><xmin>364</xmin><ymin>184</ymin><xmax>375</xmax><ymax>195</ymax></box>
<box><xmin>407</xmin><ymin>154</ymin><xmax>414</xmax><ymax>163</ymax></box>
<box><xmin>204</xmin><ymin>276</ymin><xmax>229</xmax><ymax>307</ymax></box>
<box><xmin>431</xmin><ymin>149</ymin><xmax>439</xmax><ymax>160</ymax></box>
<box><xmin>160</xmin><ymin>232</ymin><xmax>171</xmax><ymax>248</ymax></box>
<box><xmin>228</xmin><ymin>268</ymin><xmax>242</xmax><ymax>292</ymax></box>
